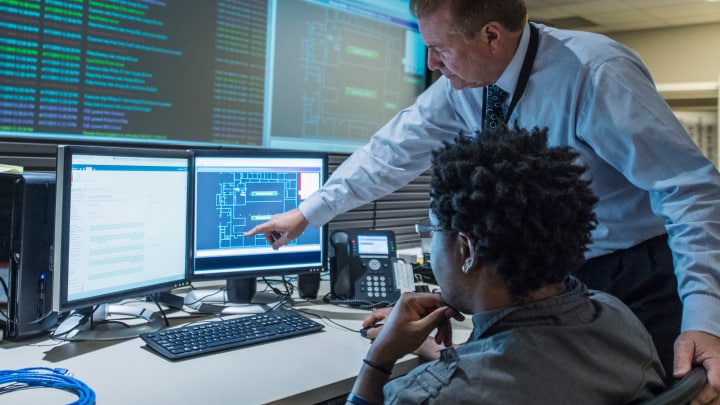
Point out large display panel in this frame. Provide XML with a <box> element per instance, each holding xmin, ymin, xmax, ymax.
<box><xmin>0</xmin><ymin>0</ymin><xmax>427</xmax><ymax>153</ymax></box>
<box><xmin>52</xmin><ymin>145</ymin><xmax>192</xmax><ymax>339</ymax></box>
<box><xmin>0</xmin><ymin>1</ymin><xmax>267</xmax><ymax>146</ymax></box>
<box><xmin>266</xmin><ymin>0</ymin><xmax>427</xmax><ymax>152</ymax></box>
<box><xmin>192</xmin><ymin>149</ymin><xmax>327</xmax><ymax>304</ymax></box>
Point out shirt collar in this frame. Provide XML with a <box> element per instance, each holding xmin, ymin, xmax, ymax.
<box><xmin>469</xmin><ymin>276</ymin><xmax>590</xmax><ymax>339</ymax></box>
<box><xmin>494</xmin><ymin>23</ymin><xmax>531</xmax><ymax>96</ymax></box>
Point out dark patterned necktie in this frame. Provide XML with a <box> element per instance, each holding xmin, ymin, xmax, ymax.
<box><xmin>484</xmin><ymin>84</ymin><xmax>509</xmax><ymax>130</ymax></box>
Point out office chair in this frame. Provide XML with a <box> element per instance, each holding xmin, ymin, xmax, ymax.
<box><xmin>639</xmin><ymin>367</ymin><xmax>707</xmax><ymax>405</ymax></box>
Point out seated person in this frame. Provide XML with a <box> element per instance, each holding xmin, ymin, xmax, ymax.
<box><xmin>347</xmin><ymin>126</ymin><xmax>667</xmax><ymax>404</ymax></box>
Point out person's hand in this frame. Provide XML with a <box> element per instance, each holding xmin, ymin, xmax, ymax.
<box><xmin>243</xmin><ymin>208</ymin><xmax>309</xmax><ymax>249</ymax></box>
<box><xmin>365</xmin><ymin>292</ymin><xmax>463</xmax><ymax>367</ymax></box>
<box><xmin>361</xmin><ymin>307</ymin><xmax>392</xmax><ymax>340</ymax></box>
<box><xmin>360</xmin><ymin>295</ymin><xmax>458</xmax><ymax>347</ymax></box>
<box><xmin>414</xmin><ymin>335</ymin><xmax>452</xmax><ymax>361</ymax></box>
<box><xmin>673</xmin><ymin>330</ymin><xmax>720</xmax><ymax>404</ymax></box>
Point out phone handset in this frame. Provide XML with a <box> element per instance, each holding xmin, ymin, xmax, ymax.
<box><xmin>330</xmin><ymin>231</ymin><xmax>352</xmax><ymax>298</ymax></box>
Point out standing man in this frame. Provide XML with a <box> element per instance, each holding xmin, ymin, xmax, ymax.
<box><xmin>245</xmin><ymin>1</ymin><xmax>720</xmax><ymax>401</ymax></box>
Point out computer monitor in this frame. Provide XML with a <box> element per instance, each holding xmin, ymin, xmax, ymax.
<box><xmin>52</xmin><ymin>145</ymin><xmax>192</xmax><ymax>340</ymax></box>
<box><xmin>191</xmin><ymin>149</ymin><xmax>328</xmax><ymax>305</ymax></box>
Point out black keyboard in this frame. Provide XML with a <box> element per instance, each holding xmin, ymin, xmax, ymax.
<box><xmin>139</xmin><ymin>309</ymin><xmax>324</xmax><ymax>360</ymax></box>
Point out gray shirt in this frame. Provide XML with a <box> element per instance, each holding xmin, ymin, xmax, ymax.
<box><xmin>383</xmin><ymin>278</ymin><xmax>666</xmax><ymax>404</ymax></box>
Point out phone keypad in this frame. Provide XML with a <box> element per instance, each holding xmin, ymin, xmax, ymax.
<box><xmin>362</xmin><ymin>274</ymin><xmax>391</xmax><ymax>298</ymax></box>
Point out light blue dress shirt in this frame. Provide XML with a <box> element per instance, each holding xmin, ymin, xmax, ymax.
<box><xmin>300</xmin><ymin>23</ymin><xmax>720</xmax><ymax>335</ymax></box>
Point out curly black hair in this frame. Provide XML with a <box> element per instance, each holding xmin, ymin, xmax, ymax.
<box><xmin>429</xmin><ymin>126</ymin><xmax>598</xmax><ymax>300</ymax></box>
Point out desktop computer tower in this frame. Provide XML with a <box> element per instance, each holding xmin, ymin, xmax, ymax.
<box><xmin>0</xmin><ymin>172</ymin><xmax>58</xmax><ymax>340</ymax></box>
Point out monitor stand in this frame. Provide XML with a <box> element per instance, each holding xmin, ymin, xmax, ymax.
<box><xmin>52</xmin><ymin>303</ymin><xmax>163</xmax><ymax>341</ymax></box>
<box><xmin>184</xmin><ymin>277</ymin><xmax>273</xmax><ymax>314</ymax></box>
<box><xmin>225</xmin><ymin>277</ymin><xmax>257</xmax><ymax>303</ymax></box>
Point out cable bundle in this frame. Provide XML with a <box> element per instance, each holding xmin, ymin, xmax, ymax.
<box><xmin>0</xmin><ymin>367</ymin><xmax>96</xmax><ymax>405</ymax></box>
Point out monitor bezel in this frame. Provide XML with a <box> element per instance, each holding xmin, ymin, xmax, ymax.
<box><xmin>190</xmin><ymin>148</ymin><xmax>329</xmax><ymax>285</ymax></box>
<box><xmin>52</xmin><ymin>144</ymin><xmax>193</xmax><ymax>314</ymax></box>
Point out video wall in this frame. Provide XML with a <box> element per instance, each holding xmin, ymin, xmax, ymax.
<box><xmin>0</xmin><ymin>0</ymin><xmax>428</xmax><ymax>153</ymax></box>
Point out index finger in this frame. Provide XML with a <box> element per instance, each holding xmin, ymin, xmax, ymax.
<box><xmin>244</xmin><ymin>221</ymin><xmax>271</xmax><ymax>238</ymax></box>
<box><xmin>362</xmin><ymin>307</ymin><xmax>392</xmax><ymax>328</ymax></box>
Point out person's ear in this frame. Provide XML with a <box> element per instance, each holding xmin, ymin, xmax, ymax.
<box><xmin>480</xmin><ymin>21</ymin><xmax>503</xmax><ymax>52</ymax></box>
<box><xmin>458</xmin><ymin>232</ymin><xmax>475</xmax><ymax>273</ymax></box>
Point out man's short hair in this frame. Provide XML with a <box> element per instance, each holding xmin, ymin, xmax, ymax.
<box><xmin>409</xmin><ymin>0</ymin><xmax>528</xmax><ymax>37</ymax></box>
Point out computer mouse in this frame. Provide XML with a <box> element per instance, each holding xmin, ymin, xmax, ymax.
<box><xmin>360</xmin><ymin>323</ymin><xmax>383</xmax><ymax>339</ymax></box>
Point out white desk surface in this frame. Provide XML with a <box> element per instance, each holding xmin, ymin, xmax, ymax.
<box><xmin>0</xmin><ymin>283</ymin><xmax>472</xmax><ymax>405</ymax></box>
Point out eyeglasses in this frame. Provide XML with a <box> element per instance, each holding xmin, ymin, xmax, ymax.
<box><xmin>415</xmin><ymin>218</ymin><xmax>442</xmax><ymax>238</ymax></box>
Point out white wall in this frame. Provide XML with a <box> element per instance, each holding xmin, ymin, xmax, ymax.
<box><xmin>607</xmin><ymin>22</ymin><xmax>720</xmax><ymax>85</ymax></box>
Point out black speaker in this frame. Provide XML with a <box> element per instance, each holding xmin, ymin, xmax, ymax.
<box><xmin>0</xmin><ymin>172</ymin><xmax>58</xmax><ymax>340</ymax></box>
<box><xmin>298</xmin><ymin>272</ymin><xmax>321</xmax><ymax>299</ymax></box>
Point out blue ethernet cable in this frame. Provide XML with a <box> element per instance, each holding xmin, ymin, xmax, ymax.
<box><xmin>0</xmin><ymin>367</ymin><xmax>96</xmax><ymax>405</ymax></box>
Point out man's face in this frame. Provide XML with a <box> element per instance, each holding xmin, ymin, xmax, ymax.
<box><xmin>418</xmin><ymin>5</ymin><xmax>503</xmax><ymax>89</ymax></box>
<box><xmin>428</xmin><ymin>211</ymin><xmax>466</xmax><ymax>311</ymax></box>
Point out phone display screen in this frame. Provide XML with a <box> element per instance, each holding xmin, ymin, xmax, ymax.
<box><xmin>357</xmin><ymin>234</ymin><xmax>390</xmax><ymax>255</ymax></box>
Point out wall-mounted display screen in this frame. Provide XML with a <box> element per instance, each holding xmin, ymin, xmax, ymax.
<box><xmin>0</xmin><ymin>0</ymin><xmax>428</xmax><ymax>153</ymax></box>
<box><xmin>266</xmin><ymin>0</ymin><xmax>428</xmax><ymax>152</ymax></box>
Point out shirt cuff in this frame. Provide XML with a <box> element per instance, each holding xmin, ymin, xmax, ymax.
<box><xmin>681</xmin><ymin>292</ymin><xmax>720</xmax><ymax>336</ymax></box>
<box><xmin>299</xmin><ymin>193</ymin><xmax>336</xmax><ymax>228</ymax></box>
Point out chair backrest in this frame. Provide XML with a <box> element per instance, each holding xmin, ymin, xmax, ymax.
<box><xmin>639</xmin><ymin>367</ymin><xmax>707</xmax><ymax>405</ymax></box>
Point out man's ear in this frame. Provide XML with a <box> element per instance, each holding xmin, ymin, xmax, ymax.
<box><xmin>458</xmin><ymin>232</ymin><xmax>475</xmax><ymax>273</ymax></box>
<box><xmin>480</xmin><ymin>21</ymin><xmax>504</xmax><ymax>52</ymax></box>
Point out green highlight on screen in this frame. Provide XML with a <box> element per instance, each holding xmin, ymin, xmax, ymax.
<box><xmin>251</xmin><ymin>191</ymin><xmax>278</xmax><ymax>197</ymax></box>
<box><xmin>86</xmin><ymin>58</ymin><xmax>124</xmax><ymax>68</ymax></box>
<box><xmin>45</xmin><ymin>6</ymin><xmax>82</xmax><ymax>18</ymax></box>
<box><xmin>345</xmin><ymin>87</ymin><xmax>377</xmax><ymax>99</ymax></box>
<box><xmin>4</xmin><ymin>1</ymin><xmax>40</xmax><ymax>10</ymax></box>
<box><xmin>404</xmin><ymin>76</ymin><xmax>421</xmax><ymax>84</ymax></box>
<box><xmin>0</xmin><ymin>45</ymin><xmax>37</xmax><ymax>56</ymax></box>
<box><xmin>89</xmin><ymin>15</ymin><xmax>120</xmax><ymax>25</ymax></box>
<box><xmin>346</xmin><ymin>46</ymin><xmax>379</xmax><ymax>60</ymax></box>
<box><xmin>42</xmin><ymin>51</ymin><xmax>80</xmax><ymax>61</ymax></box>
<box><xmin>89</xmin><ymin>0</ymin><xmax>146</xmax><ymax>16</ymax></box>
<box><xmin>0</xmin><ymin>126</ymin><xmax>32</xmax><ymax>132</ymax></box>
